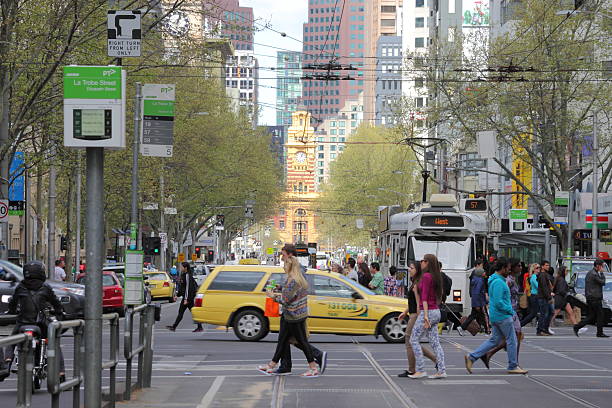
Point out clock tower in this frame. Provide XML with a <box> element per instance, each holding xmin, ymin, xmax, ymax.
<box><xmin>276</xmin><ymin>111</ymin><xmax>319</xmax><ymax>246</ymax></box>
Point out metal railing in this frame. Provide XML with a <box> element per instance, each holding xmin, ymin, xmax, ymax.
<box><xmin>47</xmin><ymin>319</ymin><xmax>85</xmax><ymax>408</ymax></box>
<box><xmin>123</xmin><ymin>304</ymin><xmax>155</xmax><ymax>400</ymax></box>
<box><xmin>2</xmin><ymin>303</ymin><xmax>156</xmax><ymax>407</ymax></box>
<box><xmin>0</xmin><ymin>331</ymin><xmax>33</xmax><ymax>408</ymax></box>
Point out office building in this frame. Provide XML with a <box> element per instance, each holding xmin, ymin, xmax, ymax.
<box><xmin>276</xmin><ymin>51</ymin><xmax>303</xmax><ymax>127</ymax></box>
<box><xmin>375</xmin><ymin>35</ymin><xmax>402</xmax><ymax>126</ymax></box>
<box><xmin>364</xmin><ymin>0</ymin><xmax>403</xmax><ymax>124</ymax></box>
<box><xmin>301</xmin><ymin>0</ymin><xmax>366</xmax><ymax>124</ymax></box>
<box><xmin>314</xmin><ymin>95</ymin><xmax>363</xmax><ymax>190</ymax></box>
<box><xmin>225</xmin><ymin>50</ymin><xmax>259</xmax><ymax>117</ymax></box>
<box><xmin>204</xmin><ymin>0</ymin><xmax>254</xmax><ymax>50</ymax></box>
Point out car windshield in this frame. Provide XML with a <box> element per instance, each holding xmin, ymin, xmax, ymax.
<box><xmin>0</xmin><ymin>260</ymin><xmax>24</xmax><ymax>280</ymax></box>
<box><xmin>146</xmin><ymin>273</ymin><xmax>168</xmax><ymax>281</ymax></box>
<box><xmin>335</xmin><ymin>273</ymin><xmax>376</xmax><ymax>295</ymax></box>
<box><xmin>576</xmin><ymin>273</ymin><xmax>612</xmax><ymax>291</ymax></box>
<box><xmin>103</xmin><ymin>275</ymin><xmax>116</xmax><ymax>286</ymax></box>
<box><xmin>412</xmin><ymin>236</ymin><xmax>470</xmax><ymax>270</ymax></box>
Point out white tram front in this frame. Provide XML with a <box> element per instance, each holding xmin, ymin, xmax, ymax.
<box><xmin>378</xmin><ymin>194</ymin><xmax>488</xmax><ymax>316</ymax></box>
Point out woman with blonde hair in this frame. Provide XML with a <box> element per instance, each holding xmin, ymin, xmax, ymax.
<box><xmin>258</xmin><ymin>256</ymin><xmax>320</xmax><ymax>377</ymax></box>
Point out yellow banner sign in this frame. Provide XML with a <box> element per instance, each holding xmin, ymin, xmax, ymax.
<box><xmin>511</xmin><ymin>134</ymin><xmax>532</xmax><ymax>209</ymax></box>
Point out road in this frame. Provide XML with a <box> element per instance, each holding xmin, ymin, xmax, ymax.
<box><xmin>1</xmin><ymin>301</ymin><xmax>611</xmax><ymax>408</ymax></box>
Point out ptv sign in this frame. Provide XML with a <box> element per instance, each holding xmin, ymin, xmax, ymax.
<box><xmin>107</xmin><ymin>10</ymin><xmax>141</xmax><ymax>57</ymax></box>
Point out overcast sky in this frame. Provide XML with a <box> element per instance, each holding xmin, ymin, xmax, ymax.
<box><xmin>241</xmin><ymin>0</ymin><xmax>306</xmax><ymax>126</ymax></box>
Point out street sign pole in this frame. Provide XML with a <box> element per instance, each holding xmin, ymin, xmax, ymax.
<box><xmin>160</xmin><ymin>171</ymin><xmax>165</xmax><ymax>270</ymax></box>
<box><xmin>84</xmin><ymin>146</ymin><xmax>104</xmax><ymax>408</ymax></box>
<box><xmin>47</xmin><ymin>144</ymin><xmax>57</xmax><ymax>277</ymax></box>
<box><xmin>130</xmin><ymin>82</ymin><xmax>142</xmax><ymax>250</ymax></box>
<box><xmin>592</xmin><ymin>112</ymin><xmax>599</xmax><ymax>258</ymax></box>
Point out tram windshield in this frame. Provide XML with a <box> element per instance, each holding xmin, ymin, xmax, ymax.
<box><xmin>411</xmin><ymin>236</ymin><xmax>471</xmax><ymax>270</ymax></box>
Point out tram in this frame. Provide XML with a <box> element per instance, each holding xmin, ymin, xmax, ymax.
<box><xmin>377</xmin><ymin>194</ymin><xmax>489</xmax><ymax>316</ymax></box>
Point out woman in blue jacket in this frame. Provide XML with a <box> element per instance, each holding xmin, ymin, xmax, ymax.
<box><xmin>457</xmin><ymin>259</ymin><xmax>489</xmax><ymax>335</ymax></box>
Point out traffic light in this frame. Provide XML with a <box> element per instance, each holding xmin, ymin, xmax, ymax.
<box><xmin>142</xmin><ymin>237</ymin><xmax>162</xmax><ymax>256</ymax></box>
<box><xmin>60</xmin><ymin>236</ymin><xmax>67</xmax><ymax>251</ymax></box>
<box><xmin>195</xmin><ymin>247</ymin><xmax>202</xmax><ymax>258</ymax></box>
<box><xmin>207</xmin><ymin>250</ymin><xmax>214</xmax><ymax>262</ymax></box>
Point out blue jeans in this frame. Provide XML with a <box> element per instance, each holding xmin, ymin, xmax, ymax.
<box><xmin>537</xmin><ymin>298</ymin><xmax>552</xmax><ymax>333</ymax></box>
<box><xmin>469</xmin><ymin>316</ymin><xmax>518</xmax><ymax>370</ymax></box>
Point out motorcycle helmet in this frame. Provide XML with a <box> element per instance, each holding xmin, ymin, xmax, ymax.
<box><xmin>23</xmin><ymin>261</ymin><xmax>47</xmax><ymax>281</ymax></box>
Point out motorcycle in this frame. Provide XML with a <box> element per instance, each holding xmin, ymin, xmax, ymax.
<box><xmin>11</xmin><ymin>309</ymin><xmax>60</xmax><ymax>391</ymax></box>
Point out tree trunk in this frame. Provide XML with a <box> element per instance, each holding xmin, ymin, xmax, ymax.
<box><xmin>35</xmin><ymin>166</ymin><xmax>44</xmax><ymax>260</ymax></box>
<box><xmin>65</xmin><ymin>167</ymin><xmax>75</xmax><ymax>281</ymax></box>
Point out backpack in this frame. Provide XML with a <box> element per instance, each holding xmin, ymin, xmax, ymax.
<box><xmin>16</xmin><ymin>286</ymin><xmax>47</xmax><ymax>325</ymax></box>
<box><xmin>441</xmin><ymin>272</ymin><xmax>452</xmax><ymax>303</ymax></box>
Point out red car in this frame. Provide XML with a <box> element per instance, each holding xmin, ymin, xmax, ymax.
<box><xmin>76</xmin><ymin>271</ymin><xmax>125</xmax><ymax>316</ymax></box>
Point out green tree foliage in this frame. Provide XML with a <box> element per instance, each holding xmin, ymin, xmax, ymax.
<box><xmin>316</xmin><ymin>125</ymin><xmax>422</xmax><ymax>247</ymax></box>
<box><xmin>403</xmin><ymin>0</ymin><xmax>611</xmax><ymax>249</ymax></box>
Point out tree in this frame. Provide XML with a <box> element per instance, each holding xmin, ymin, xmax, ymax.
<box><xmin>404</xmin><ymin>0</ymin><xmax>611</xmax><ymax>251</ymax></box>
<box><xmin>316</xmin><ymin>125</ymin><xmax>422</xmax><ymax>247</ymax></box>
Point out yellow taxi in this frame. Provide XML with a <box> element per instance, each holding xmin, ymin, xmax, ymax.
<box><xmin>192</xmin><ymin>265</ymin><xmax>408</xmax><ymax>342</ymax></box>
<box><xmin>143</xmin><ymin>271</ymin><xmax>176</xmax><ymax>302</ymax></box>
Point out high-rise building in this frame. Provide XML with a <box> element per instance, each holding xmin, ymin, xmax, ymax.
<box><xmin>204</xmin><ymin>0</ymin><xmax>254</xmax><ymax>51</ymax></box>
<box><xmin>276</xmin><ymin>51</ymin><xmax>303</xmax><ymax>127</ymax></box>
<box><xmin>225</xmin><ymin>50</ymin><xmax>258</xmax><ymax>117</ymax></box>
<box><xmin>375</xmin><ymin>36</ymin><xmax>402</xmax><ymax>126</ymax></box>
<box><xmin>301</xmin><ymin>0</ymin><xmax>366</xmax><ymax>125</ymax></box>
<box><xmin>364</xmin><ymin>0</ymin><xmax>403</xmax><ymax>124</ymax></box>
<box><xmin>314</xmin><ymin>95</ymin><xmax>363</xmax><ymax>191</ymax></box>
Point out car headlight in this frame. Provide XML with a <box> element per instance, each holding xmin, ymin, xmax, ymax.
<box><xmin>61</xmin><ymin>287</ymin><xmax>85</xmax><ymax>296</ymax></box>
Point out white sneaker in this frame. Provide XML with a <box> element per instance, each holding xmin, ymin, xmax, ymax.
<box><xmin>578</xmin><ymin>327</ymin><xmax>588</xmax><ymax>334</ymax></box>
<box><xmin>408</xmin><ymin>372</ymin><xmax>427</xmax><ymax>379</ymax></box>
<box><xmin>456</xmin><ymin>327</ymin><xmax>465</xmax><ymax>336</ymax></box>
<box><xmin>548</xmin><ymin>328</ymin><xmax>555</xmax><ymax>335</ymax></box>
<box><xmin>428</xmin><ymin>373</ymin><xmax>447</xmax><ymax>379</ymax></box>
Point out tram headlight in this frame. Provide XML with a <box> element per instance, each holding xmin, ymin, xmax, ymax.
<box><xmin>453</xmin><ymin>290</ymin><xmax>462</xmax><ymax>302</ymax></box>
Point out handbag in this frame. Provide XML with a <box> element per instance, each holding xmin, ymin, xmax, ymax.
<box><xmin>459</xmin><ymin>316</ymin><xmax>480</xmax><ymax>336</ymax></box>
<box><xmin>264</xmin><ymin>297</ymin><xmax>280</xmax><ymax>317</ymax></box>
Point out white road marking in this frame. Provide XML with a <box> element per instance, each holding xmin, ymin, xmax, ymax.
<box><xmin>422</xmin><ymin>380</ymin><xmax>509</xmax><ymax>385</ymax></box>
<box><xmin>196</xmin><ymin>375</ymin><xmax>225</xmax><ymax>408</ymax></box>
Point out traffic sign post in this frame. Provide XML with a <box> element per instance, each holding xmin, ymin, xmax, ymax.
<box><xmin>8</xmin><ymin>152</ymin><xmax>25</xmax><ymax>216</ymax></box>
<box><xmin>141</xmin><ymin>84</ymin><xmax>175</xmax><ymax>157</ymax></box>
<box><xmin>0</xmin><ymin>200</ymin><xmax>9</xmax><ymax>223</ymax></box>
<box><xmin>63</xmin><ymin>66</ymin><xmax>126</xmax><ymax>148</ymax></box>
<box><xmin>107</xmin><ymin>10</ymin><xmax>141</xmax><ymax>57</ymax></box>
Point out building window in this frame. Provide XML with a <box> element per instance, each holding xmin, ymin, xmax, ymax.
<box><xmin>416</xmin><ymin>97</ymin><xmax>424</xmax><ymax>107</ymax></box>
<box><xmin>459</xmin><ymin>153</ymin><xmax>479</xmax><ymax>176</ymax></box>
<box><xmin>381</xmin><ymin>5</ymin><xmax>396</xmax><ymax>13</ymax></box>
<box><xmin>415</xmin><ymin>37</ymin><xmax>425</xmax><ymax>48</ymax></box>
<box><xmin>330</xmin><ymin>153</ymin><xmax>336</xmax><ymax>159</ymax></box>
<box><xmin>415</xmin><ymin>17</ymin><xmax>425</xmax><ymax>28</ymax></box>
<box><xmin>318</xmin><ymin>145</ymin><xmax>324</xmax><ymax>151</ymax></box>
<box><xmin>416</xmin><ymin>0</ymin><xmax>424</xmax><ymax>7</ymax></box>
<box><xmin>318</xmin><ymin>169</ymin><xmax>324</xmax><ymax>175</ymax></box>
<box><xmin>381</xmin><ymin>19</ymin><xmax>395</xmax><ymax>27</ymax></box>
<box><xmin>318</xmin><ymin>161</ymin><xmax>324</xmax><ymax>167</ymax></box>
<box><xmin>330</xmin><ymin>145</ymin><xmax>336</xmax><ymax>151</ymax></box>
<box><xmin>449</xmin><ymin>0</ymin><xmax>456</xmax><ymax>14</ymax></box>
<box><xmin>318</xmin><ymin>153</ymin><xmax>324</xmax><ymax>158</ymax></box>
<box><xmin>318</xmin><ymin>177</ymin><xmax>324</xmax><ymax>183</ymax></box>
<box><xmin>279</xmin><ymin>220</ymin><xmax>285</xmax><ymax>230</ymax></box>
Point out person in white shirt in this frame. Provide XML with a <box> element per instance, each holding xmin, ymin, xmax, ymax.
<box><xmin>53</xmin><ymin>259</ymin><xmax>66</xmax><ymax>281</ymax></box>
<box><xmin>345</xmin><ymin>258</ymin><xmax>358</xmax><ymax>281</ymax></box>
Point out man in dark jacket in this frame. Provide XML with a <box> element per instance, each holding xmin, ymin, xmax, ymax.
<box><xmin>166</xmin><ymin>262</ymin><xmax>203</xmax><ymax>332</ymax></box>
<box><xmin>2</xmin><ymin>261</ymin><xmax>65</xmax><ymax>380</ymax></box>
<box><xmin>536</xmin><ymin>260</ymin><xmax>554</xmax><ymax>336</ymax></box>
<box><xmin>574</xmin><ymin>259</ymin><xmax>609</xmax><ymax>337</ymax></box>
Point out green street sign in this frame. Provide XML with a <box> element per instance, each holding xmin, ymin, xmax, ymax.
<box><xmin>63</xmin><ymin>66</ymin><xmax>122</xmax><ymax>99</ymax></box>
<box><xmin>509</xmin><ymin>209</ymin><xmax>528</xmax><ymax>220</ymax></box>
<box><xmin>143</xmin><ymin>100</ymin><xmax>175</xmax><ymax>116</ymax></box>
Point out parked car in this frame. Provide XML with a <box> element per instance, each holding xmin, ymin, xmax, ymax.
<box><xmin>103</xmin><ymin>263</ymin><xmax>152</xmax><ymax>305</ymax></box>
<box><xmin>75</xmin><ymin>271</ymin><xmax>126</xmax><ymax>316</ymax></box>
<box><xmin>568</xmin><ymin>271</ymin><xmax>612</xmax><ymax>325</ymax></box>
<box><xmin>143</xmin><ymin>271</ymin><xmax>176</xmax><ymax>302</ymax></box>
<box><xmin>0</xmin><ymin>260</ymin><xmax>85</xmax><ymax>324</ymax></box>
<box><xmin>192</xmin><ymin>265</ymin><xmax>408</xmax><ymax>343</ymax></box>
<box><xmin>562</xmin><ymin>256</ymin><xmax>611</xmax><ymax>284</ymax></box>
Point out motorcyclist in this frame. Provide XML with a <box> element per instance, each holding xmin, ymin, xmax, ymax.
<box><xmin>2</xmin><ymin>261</ymin><xmax>65</xmax><ymax>380</ymax></box>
